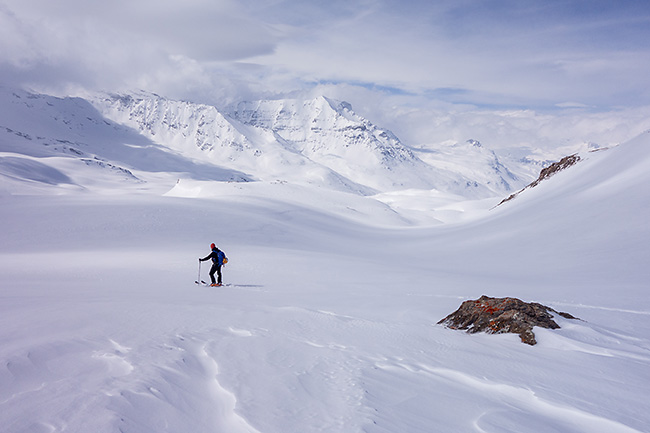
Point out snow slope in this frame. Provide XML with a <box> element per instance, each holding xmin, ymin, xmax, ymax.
<box><xmin>2</xmin><ymin>89</ymin><xmax>650</xmax><ymax>433</ymax></box>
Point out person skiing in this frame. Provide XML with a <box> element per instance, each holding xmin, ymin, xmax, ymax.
<box><xmin>199</xmin><ymin>243</ymin><xmax>227</xmax><ymax>286</ymax></box>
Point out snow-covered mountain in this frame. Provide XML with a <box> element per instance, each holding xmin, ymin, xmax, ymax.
<box><xmin>412</xmin><ymin>139</ymin><xmax>520</xmax><ymax>192</ymax></box>
<box><xmin>228</xmin><ymin>97</ymin><xmax>441</xmax><ymax>193</ymax></box>
<box><xmin>89</xmin><ymin>91</ymin><xmax>527</xmax><ymax>197</ymax></box>
<box><xmin>0</xmin><ymin>87</ymin><xmax>252</xmax><ymax>195</ymax></box>
<box><xmin>90</xmin><ymin>92</ymin><xmax>375</xmax><ymax>195</ymax></box>
<box><xmin>1</xmin><ymin>86</ymin><xmax>533</xmax><ymax>198</ymax></box>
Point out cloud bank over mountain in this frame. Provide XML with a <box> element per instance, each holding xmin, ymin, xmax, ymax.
<box><xmin>2</xmin><ymin>1</ymin><xmax>650</xmax><ymax>153</ymax></box>
<box><xmin>2</xmin><ymin>1</ymin><xmax>649</xmax><ymax>107</ymax></box>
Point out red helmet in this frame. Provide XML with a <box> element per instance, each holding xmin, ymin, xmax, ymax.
<box><xmin>210</xmin><ymin>243</ymin><xmax>216</xmax><ymax>249</ymax></box>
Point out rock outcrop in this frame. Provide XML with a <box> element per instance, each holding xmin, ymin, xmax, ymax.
<box><xmin>496</xmin><ymin>154</ymin><xmax>581</xmax><ymax>206</ymax></box>
<box><xmin>438</xmin><ymin>295</ymin><xmax>578</xmax><ymax>345</ymax></box>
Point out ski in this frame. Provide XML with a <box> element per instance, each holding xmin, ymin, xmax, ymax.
<box><xmin>195</xmin><ymin>281</ymin><xmax>227</xmax><ymax>287</ymax></box>
<box><xmin>195</xmin><ymin>282</ymin><xmax>262</xmax><ymax>288</ymax></box>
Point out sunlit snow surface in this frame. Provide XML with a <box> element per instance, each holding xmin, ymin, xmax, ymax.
<box><xmin>1</xmin><ymin>88</ymin><xmax>649</xmax><ymax>432</ymax></box>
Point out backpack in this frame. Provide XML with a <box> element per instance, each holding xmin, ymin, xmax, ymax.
<box><xmin>216</xmin><ymin>250</ymin><xmax>228</xmax><ymax>265</ymax></box>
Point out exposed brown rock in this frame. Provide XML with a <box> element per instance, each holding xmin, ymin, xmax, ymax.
<box><xmin>496</xmin><ymin>154</ymin><xmax>581</xmax><ymax>207</ymax></box>
<box><xmin>437</xmin><ymin>295</ymin><xmax>578</xmax><ymax>345</ymax></box>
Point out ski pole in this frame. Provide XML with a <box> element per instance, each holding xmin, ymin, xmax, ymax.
<box><xmin>196</xmin><ymin>259</ymin><xmax>201</xmax><ymax>284</ymax></box>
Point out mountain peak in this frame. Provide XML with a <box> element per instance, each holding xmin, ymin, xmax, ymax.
<box><xmin>319</xmin><ymin>96</ymin><xmax>353</xmax><ymax>114</ymax></box>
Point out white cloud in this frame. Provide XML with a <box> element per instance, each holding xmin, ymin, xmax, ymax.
<box><xmin>0</xmin><ymin>0</ymin><xmax>278</xmax><ymax>94</ymax></box>
<box><xmin>245</xmin><ymin>0</ymin><xmax>650</xmax><ymax>108</ymax></box>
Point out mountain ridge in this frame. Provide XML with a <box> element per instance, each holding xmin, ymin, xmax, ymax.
<box><xmin>3</xmin><ymin>86</ymin><xmax>529</xmax><ymax>198</ymax></box>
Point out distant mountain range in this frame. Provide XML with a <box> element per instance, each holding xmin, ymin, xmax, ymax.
<box><xmin>1</xmin><ymin>86</ymin><xmax>535</xmax><ymax>197</ymax></box>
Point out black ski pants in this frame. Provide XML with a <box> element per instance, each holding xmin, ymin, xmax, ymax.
<box><xmin>209</xmin><ymin>263</ymin><xmax>222</xmax><ymax>284</ymax></box>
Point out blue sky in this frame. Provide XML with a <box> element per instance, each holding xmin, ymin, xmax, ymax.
<box><xmin>1</xmin><ymin>0</ymin><xmax>649</xmax><ymax>145</ymax></box>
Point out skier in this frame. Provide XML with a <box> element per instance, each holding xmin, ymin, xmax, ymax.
<box><xmin>199</xmin><ymin>243</ymin><xmax>227</xmax><ymax>286</ymax></box>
